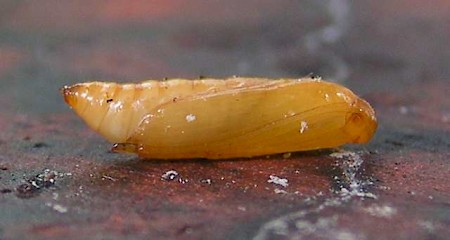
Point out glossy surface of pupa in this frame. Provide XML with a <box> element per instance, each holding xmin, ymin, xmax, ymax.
<box><xmin>62</xmin><ymin>77</ymin><xmax>377</xmax><ymax>159</ymax></box>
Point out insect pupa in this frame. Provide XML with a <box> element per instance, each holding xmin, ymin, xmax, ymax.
<box><xmin>61</xmin><ymin>77</ymin><xmax>377</xmax><ymax>159</ymax></box>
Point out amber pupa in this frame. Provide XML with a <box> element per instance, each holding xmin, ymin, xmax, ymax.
<box><xmin>62</xmin><ymin>77</ymin><xmax>377</xmax><ymax>159</ymax></box>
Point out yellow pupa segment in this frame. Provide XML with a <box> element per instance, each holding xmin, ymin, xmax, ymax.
<box><xmin>62</xmin><ymin>77</ymin><xmax>377</xmax><ymax>159</ymax></box>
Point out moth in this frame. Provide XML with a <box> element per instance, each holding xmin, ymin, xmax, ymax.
<box><xmin>62</xmin><ymin>77</ymin><xmax>377</xmax><ymax>159</ymax></box>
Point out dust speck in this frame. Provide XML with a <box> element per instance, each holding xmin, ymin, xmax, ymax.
<box><xmin>268</xmin><ymin>175</ymin><xmax>288</xmax><ymax>188</ymax></box>
<box><xmin>185</xmin><ymin>114</ymin><xmax>196</xmax><ymax>122</ymax></box>
<box><xmin>238</xmin><ymin>206</ymin><xmax>247</xmax><ymax>211</ymax></box>
<box><xmin>102</xmin><ymin>175</ymin><xmax>117</xmax><ymax>182</ymax></box>
<box><xmin>200</xmin><ymin>179</ymin><xmax>212</xmax><ymax>185</ymax></box>
<box><xmin>274</xmin><ymin>188</ymin><xmax>288</xmax><ymax>194</ymax></box>
<box><xmin>363</xmin><ymin>204</ymin><xmax>397</xmax><ymax>218</ymax></box>
<box><xmin>299</xmin><ymin>121</ymin><xmax>308</xmax><ymax>133</ymax></box>
<box><xmin>336</xmin><ymin>92</ymin><xmax>351</xmax><ymax>103</ymax></box>
<box><xmin>46</xmin><ymin>203</ymin><xmax>68</xmax><ymax>213</ymax></box>
<box><xmin>161</xmin><ymin>170</ymin><xmax>179</xmax><ymax>181</ymax></box>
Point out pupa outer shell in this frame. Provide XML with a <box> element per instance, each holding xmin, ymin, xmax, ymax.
<box><xmin>62</xmin><ymin>77</ymin><xmax>377</xmax><ymax>159</ymax></box>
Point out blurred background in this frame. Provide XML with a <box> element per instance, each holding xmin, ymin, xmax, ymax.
<box><xmin>0</xmin><ymin>1</ymin><xmax>449</xmax><ymax>239</ymax></box>
<box><xmin>0</xmin><ymin>0</ymin><xmax>447</xmax><ymax>117</ymax></box>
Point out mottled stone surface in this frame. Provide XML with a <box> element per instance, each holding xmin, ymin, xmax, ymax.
<box><xmin>0</xmin><ymin>1</ymin><xmax>449</xmax><ymax>239</ymax></box>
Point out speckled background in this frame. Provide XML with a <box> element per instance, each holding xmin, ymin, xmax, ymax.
<box><xmin>0</xmin><ymin>1</ymin><xmax>449</xmax><ymax>239</ymax></box>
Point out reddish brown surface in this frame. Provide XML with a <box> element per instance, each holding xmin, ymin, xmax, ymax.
<box><xmin>0</xmin><ymin>1</ymin><xmax>449</xmax><ymax>239</ymax></box>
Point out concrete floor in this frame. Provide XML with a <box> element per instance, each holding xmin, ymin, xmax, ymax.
<box><xmin>0</xmin><ymin>1</ymin><xmax>449</xmax><ymax>239</ymax></box>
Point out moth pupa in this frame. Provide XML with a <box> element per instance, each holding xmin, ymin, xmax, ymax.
<box><xmin>61</xmin><ymin>77</ymin><xmax>377</xmax><ymax>159</ymax></box>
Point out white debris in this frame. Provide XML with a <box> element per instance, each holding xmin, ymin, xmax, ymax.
<box><xmin>46</xmin><ymin>203</ymin><xmax>68</xmax><ymax>213</ymax></box>
<box><xmin>329</xmin><ymin>151</ymin><xmax>357</xmax><ymax>159</ymax></box>
<box><xmin>364</xmin><ymin>204</ymin><xmax>397</xmax><ymax>218</ymax></box>
<box><xmin>161</xmin><ymin>170</ymin><xmax>179</xmax><ymax>181</ymax></box>
<box><xmin>268</xmin><ymin>175</ymin><xmax>289</xmax><ymax>188</ymax></box>
<box><xmin>102</xmin><ymin>175</ymin><xmax>117</xmax><ymax>182</ymax></box>
<box><xmin>418</xmin><ymin>220</ymin><xmax>435</xmax><ymax>232</ymax></box>
<box><xmin>330</xmin><ymin>151</ymin><xmax>377</xmax><ymax>200</ymax></box>
<box><xmin>238</xmin><ymin>206</ymin><xmax>247</xmax><ymax>211</ymax></box>
<box><xmin>178</xmin><ymin>177</ymin><xmax>189</xmax><ymax>184</ymax></box>
<box><xmin>200</xmin><ymin>179</ymin><xmax>212</xmax><ymax>184</ymax></box>
<box><xmin>299</xmin><ymin>121</ymin><xmax>308</xmax><ymax>133</ymax></box>
<box><xmin>185</xmin><ymin>114</ymin><xmax>196</xmax><ymax>122</ymax></box>
<box><xmin>282</xmin><ymin>152</ymin><xmax>291</xmax><ymax>159</ymax></box>
<box><xmin>52</xmin><ymin>192</ymin><xmax>59</xmax><ymax>200</ymax></box>
<box><xmin>284</xmin><ymin>111</ymin><xmax>296</xmax><ymax>118</ymax></box>
<box><xmin>274</xmin><ymin>188</ymin><xmax>288</xmax><ymax>194</ymax></box>
<box><xmin>336</xmin><ymin>92</ymin><xmax>351</xmax><ymax>103</ymax></box>
<box><xmin>53</xmin><ymin>204</ymin><xmax>68</xmax><ymax>213</ymax></box>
